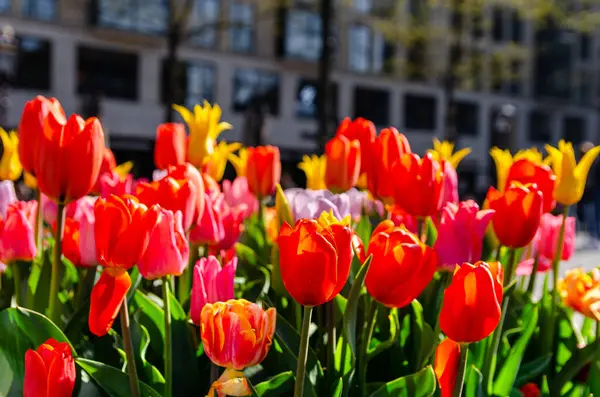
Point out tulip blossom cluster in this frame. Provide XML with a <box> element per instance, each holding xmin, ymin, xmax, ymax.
<box><xmin>3</xmin><ymin>97</ymin><xmax>600</xmax><ymax>397</ymax></box>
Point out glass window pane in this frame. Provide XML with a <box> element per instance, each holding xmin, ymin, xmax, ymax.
<box><xmin>349</xmin><ymin>25</ymin><xmax>371</xmax><ymax>72</ymax></box>
<box><xmin>22</xmin><ymin>0</ymin><xmax>57</xmax><ymax>20</ymax></box>
<box><xmin>97</xmin><ymin>0</ymin><xmax>167</xmax><ymax>34</ymax></box>
<box><xmin>189</xmin><ymin>0</ymin><xmax>219</xmax><ymax>47</ymax></box>
<box><xmin>353</xmin><ymin>0</ymin><xmax>371</xmax><ymax>13</ymax></box>
<box><xmin>230</xmin><ymin>2</ymin><xmax>254</xmax><ymax>52</ymax></box>
<box><xmin>0</xmin><ymin>0</ymin><xmax>9</xmax><ymax>12</ymax></box>
<box><xmin>233</xmin><ymin>68</ymin><xmax>280</xmax><ymax>115</ymax></box>
<box><xmin>285</xmin><ymin>10</ymin><xmax>322</xmax><ymax>61</ymax></box>
<box><xmin>16</xmin><ymin>36</ymin><xmax>51</xmax><ymax>90</ymax></box>
<box><xmin>353</xmin><ymin>87</ymin><xmax>389</xmax><ymax>125</ymax></box>
<box><xmin>404</xmin><ymin>94</ymin><xmax>437</xmax><ymax>131</ymax></box>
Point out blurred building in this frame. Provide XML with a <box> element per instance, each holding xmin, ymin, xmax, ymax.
<box><xmin>0</xmin><ymin>0</ymin><xmax>598</xmax><ymax>188</ymax></box>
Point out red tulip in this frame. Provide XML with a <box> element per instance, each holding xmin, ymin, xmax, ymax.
<box><xmin>325</xmin><ymin>135</ymin><xmax>361</xmax><ymax>193</ymax></box>
<box><xmin>365</xmin><ymin>220</ymin><xmax>437</xmax><ymax>308</ymax></box>
<box><xmin>367</xmin><ymin>127</ymin><xmax>411</xmax><ymax>204</ymax></box>
<box><xmin>335</xmin><ymin>117</ymin><xmax>376</xmax><ymax>175</ymax></box>
<box><xmin>155</xmin><ymin>123</ymin><xmax>187</xmax><ymax>170</ymax></box>
<box><xmin>277</xmin><ymin>215</ymin><xmax>353</xmax><ymax>306</ymax></box>
<box><xmin>89</xmin><ymin>195</ymin><xmax>160</xmax><ymax>336</ymax></box>
<box><xmin>487</xmin><ymin>183</ymin><xmax>543</xmax><ymax>248</ymax></box>
<box><xmin>520</xmin><ymin>383</ymin><xmax>541</xmax><ymax>397</ymax></box>
<box><xmin>506</xmin><ymin>159</ymin><xmax>556</xmax><ymax>213</ymax></box>
<box><xmin>36</xmin><ymin>113</ymin><xmax>105</xmax><ymax>204</ymax></box>
<box><xmin>393</xmin><ymin>152</ymin><xmax>444</xmax><ymax>218</ymax></box>
<box><xmin>440</xmin><ymin>261</ymin><xmax>503</xmax><ymax>343</ymax></box>
<box><xmin>136</xmin><ymin>175</ymin><xmax>198</xmax><ymax>231</ymax></box>
<box><xmin>165</xmin><ymin>163</ymin><xmax>205</xmax><ymax>225</ymax></box>
<box><xmin>246</xmin><ymin>146</ymin><xmax>281</xmax><ymax>198</ymax></box>
<box><xmin>18</xmin><ymin>96</ymin><xmax>65</xmax><ymax>175</ymax></box>
<box><xmin>61</xmin><ymin>218</ymin><xmax>82</xmax><ymax>267</ymax></box>
<box><xmin>24</xmin><ymin>338</ymin><xmax>75</xmax><ymax>397</ymax></box>
<box><xmin>434</xmin><ymin>338</ymin><xmax>461</xmax><ymax>397</ymax></box>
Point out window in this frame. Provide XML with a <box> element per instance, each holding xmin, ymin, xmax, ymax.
<box><xmin>284</xmin><ymin>9</ymin><xmax>322</xmax><ymax>61</ymax></box>
<box><xmin>189</xmin><ymin>0</ymin><xmax>220</xmax><ymax>47</ymax></box>
<box><xmin>456</xmin><ymin>102</ymin><xmax>479</xmax><ymax>136</ymax></box>
<box><xmin>349</xmin><ymin>25</ymin><xmax>390</xmax><ymax>74</ymax></box>
<box><xmin>229</xmin><ymin>2</ymin><xmax>254</xmax><ymax>52</ymax></box>
<box><xmin>580</xmin><ymin>34</ymin><xmax>591</xmax><ymax>60</ymax></box>
<box><xmin>353</xmin><ymin>87</ymin><xmax>389</xmax><ymax>126</ymax></box>
<box><xmin>96</xmin><ymin>0</ymin><xmax>167</xmax><ymax>34</ymax></box>
<box><xmin>15</xmin><ymin>36</ymin><xmax>51</xmax><ymax>90</ymax></box>
<box><xmin>563</xmin><ymin>116</ymin><xmax>585</xmax><ymax>145</ymax></box>
<box><xmin>295</xmin><ymin>78</ymin><xmax>338</xmax><ymax>119</ymax></box>
<box><xmin>492</xmin><ymin>7</ymin><xmax>503</xmax><ymax>41</ymax></box>
<box><xmin>404</xmin><ymin>94</ymin><xmax>437</xmax><ymax>131</ymax></box>
<box><xmin>509</xmin><ymin>61</ymin><xmax>522</xmax><ymax>95</ymax></box>
<box><xmin>353</xmin><ymin>0</ymin><xmax>371</xmax><ymax>13</ymax></box>
<box><xmin>0</xmin><ymin>0</ymin><xmax>8</xmax><ymax>12</ymax></box>
<box><xmin>77</xmin><ymin>46</ymin><xmax>139</xmax><ymax>100</ymax></box>
<box><xmin>510</xmin><ymin>10</ymin><xmax>523</xmax><ymax>42</ymax></box>
<box><xmin>161</xmin><ymin>60</ymin><xmax>215</xmax><ymax>108</ymax></box>
<box><xmin>528</xmin><ymin>110</ymin><xmax>551</xmax><ymax>142</ymax></box>
<box><xmin>22</xmin><ymin>0</ymin><xmax>56</xmax><ymax>20</ymax></box>
<box><xmin>233</xmin><ymin>68</ymin><xmax>280</xmax><ymax>116</ymax></box>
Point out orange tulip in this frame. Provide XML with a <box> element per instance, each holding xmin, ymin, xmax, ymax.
<box><xmin>277</xmin><ymin>213</ymin><xmax>353</xmax><ymax>306</ymax></box>
<box><xmin>367</xmin><ymin>127</ymin><xmax>411</xmax><ymax>204</ymax></box>
<box><xmin>89</xmin><ymin>195</ymin><xmax>160</xmax><ymax>336</ymax></box>
<box><xmin>136</xmin><ymin>175</ymin><xmax>198</xmax><ymax>231</ymax></box>
<box><xmin>558</xmin><ymin>268</ymin><xmax>600</xmax><ymax>321</ymax></box>
<box><xmin>246</xmin><ymin>146</ymin><xmax>281</xmax><ymax>198</ymax></box>
<box><xmin>335</xmin><ymin>117</ymin><xmax>375</xmax><ymax>176</ymax></box>
<box><xmin>325</xmin><ymin>135</ymin><xmax>361</xmax><ymax>193</ymax></box>
<box><xmin>434</xmin><ymin>338</ymin><xmax>461</xmax><ymax>397</ymax></box>
<box><xmin>506</xmin><ymin>159</ymin><xmax>556</xmax><ymax>213</ymax></box>
<box><xmin>201</xmin><ymin>299</ymin><xmax>276</xmax><ymax>370</ymax></box>
<box><xmin>35</xmin><ymin>113</ymin><xmax>105</xmax><ymax>204</ymax></box>
<box><xmin>393</xmin><ymin>152</ymin><xmax>444</xmax><ymax>218</ymax></box>
<box><xmin>155</xmin><ymin>123</ymin><xmax>187</xmax><ymax>170</ymax></box>
<box><xmin>440</xmin><ymin>261</ymin><xmax>503</xmax><ymax>343</ymax></box>
<box><xmin>24</xmin><ymin>338</ymin><xmax>75</xmax><ymax>397</ymax></box>
<box><xmin>18</xmin><ymin>95</ymin><xmax>65</xmax><ymax>175</ymax></box>
<box><xmin>365</xmin><ymin>220</ymin><xmax>436</xmax><ymax>308</ymax></box>
<box><xmin>487</xmin><ymin>183</ymin><xmax>543</xmax><ymax>248</ymax></box>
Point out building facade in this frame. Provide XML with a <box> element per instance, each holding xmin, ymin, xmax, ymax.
<box><xmin>0</xmin><ymin>0</ymin><xmax>598</xmax><ymax>190</ymax></box>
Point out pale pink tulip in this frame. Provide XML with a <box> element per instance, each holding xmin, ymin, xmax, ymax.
<box><xmin>78</xmin><ymin>201</ymin><xmax>98</xmax><ymax>267</ymax></box>
<box><xmin>0</xmin><ymin>201</ymin><xmax>37</xmax><ymax>263</ymax></box>
<box><xmin>434</xmin><ymin>200</ymin><xmax>495</xmax><ymax>271</ymax></box>
<box><xmin>222</xmin><ymin>177</ymin><xmax>258</xmax><ymax>219</ymax></box>
<box><xmin>138</xmin><ymin>209</ymin><xmax>189</xmax><ymax>280</ymax></box>
<box><xmin>0</xmin><ymin>181</ymin><xmax>17</xmax><ymax>217</ymax></box>
<box><xmin>190</xmin><ymin>255</ymin><xmax>237</xmax><ymax>325</ymax></box>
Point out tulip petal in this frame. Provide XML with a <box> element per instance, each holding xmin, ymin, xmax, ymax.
<box><xmin>434</xmin><ymin>338</ymin><xmax>461</xmax><ymax>397</ymax></box>
<box><xmin>24</xmin><ymin>350</ymin><xmax>47</xmax><ymax>397</ymax></box>
<box><xmin>89</xmin><ymin>270</ymin><xmax>131</xmax><ymax>336</ymax></box>
<box><xmin>46</xmin><ymin>349</ymin><xmax>76</xmax><ymax>397</ymax></box>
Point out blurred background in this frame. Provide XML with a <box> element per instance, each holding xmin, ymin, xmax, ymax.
<box><xmin>0</xmin><ymin>0</ymin><xmax>597</xmax><ymax>200</ymax></box>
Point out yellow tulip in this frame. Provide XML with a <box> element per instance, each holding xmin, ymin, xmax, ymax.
<box><xmin>428</xmin><ymin>138</ymin><xmax>471</xmax><ymax>169</ymax></box>
<box><xmin>0</xmin><ymin>129</ymin><xmax>22</xmax><ymax>181</ymax></box>
<box><xmin>205</xmin><ymin>141</ymin><xmax>242</xmax><ymax>182</ymax></box>
<box><xmin>24</xmin><ymin>171</ymin><xmax>37</xmax><ymax>189</ymax></box>
<box><xmin>298</xmin><ymin>154</ymin><xmax>326</xmax><ymax>190</ymax></box>
<box><xmin>229</xmin><ymin>148</ymin><xmax>248</xmax><ymax>177</ymax></box>
<box><xmin>489</xmin><ymin>146</ymin><xmax>548</xmax><ymax>192</ymax></box>
<box><xmin>173</xmin><ymin>101</ymin><xmax>232</xmax><ymax>168</ymax></box>
<box><xmin>317</xmin><ymin>209</ymin><xmax>351</xmax><ymax>228</ymax></box>
<box><xmin>545</xmin><ymin>140</ymin><xmax>600</xmax><ymax>205</ymax></box>
<box><xmin>558</xmin><ymin>268</ymin><xmax>600</xmax><ymax>321</ymax></box>
<box><xmin>115</xmin><ymin>161</ymin><xmax>134</xmax><ymax>181</ymax></box>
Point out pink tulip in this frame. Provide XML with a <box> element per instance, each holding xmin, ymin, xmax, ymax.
<box><xmin>190</xmin><ymin>255</ymin><xmax>237</xmax><ymax>325</ymax></box>
<box><xmin>78</xmin><ymin>201</ymin><xmax>97</xmax><ymax>267</ymax></box>
<box><xmin>190</xmin><ymin>193</ymin><xmax>224</xmax><ymax>246</ymax></box>
<box><xmin>0</xmin><ymin>201</ymin><xmax>38</xmax><ymax>263</ymax></box>
<box><xmin>138</xmin><ymin>209</ymin><xmax>189</xmax><ymax>280</ymax></box>
<box><xmin>440</xmin><ymin>161</ymin><xmax>459</xmax><ymax>208</ymax></box>
<box><xmin>434</xmin><ymin>200</ymin><xmax>495</xmax><ymax>271</ymax></box>
<box><xmin>0</xmin><ymin>181</ymin><xmax>17</xmax><ymax>217</ymax></box>
<box><xmin>222</xmin><ymin>177</ymin><xmax>259</xmax><ymax>219</ymax></box>
<box><xmin>97</xmin><ymin>170</ymin><xmax>134</xmax><ymax>198</ymax></box>
<box><xmin>43</xmin><ymin>195</ymin><xmax>97</xmax><ymax>226</ymax></box>
<box><xmin>213</xmin><ymin>195</ymin><xmax>246</xmax><ymax>251</ymax></box>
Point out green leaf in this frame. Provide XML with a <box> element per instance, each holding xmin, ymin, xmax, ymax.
<box><xmin>76</xmin><ymin>358</ymin><xmax>162</xmax><ymax>397</ymax></box>
<box><xmin>131</xmin><ymin>290</ymin><xmax>165</xmax><ymax>360</ymax></box>
<box><xmin>550</xmin><ymin>341</ymin><xmax>600</xmax><ymax>395</ymax></box>
<box><xmin>0</xmin><ymin>349</ymin><xmax>14</xmax><ymax>396</ymax></box>
<box><xmin>0</xmin><ymin>307</ymin><xmax>73</xmax><ymax>393</ymax></box>
<box><xmin>369</xmin><ymin>365</ymin><xmax>437</xmax><ymax>397</ymax></box>
<box><xmin>465</xmin><ymin>365</ymin><xmax>484</xmax><ymax>397</ymax></box>
<box><xmin>424</xmin><ymin>217</ymin><xmax>437</xmax><ymax>247</ymax></box>
<box><xmin>126</xmin><ymin>267</ymin><xmax>142</xmax><ymax>302</ymax></box>
<box><xmin>334</xmin><ymin>335</ymin><xmax>353</xmax><ymax>376</ymax></box>
<box><xmin>342</xmin><ymin>255</ymin><xmax>372</xmax><ymax>360</ymax></box>
<box><xmin>236</xmin><ymin>242</ymin><xmax>260</xmax><ymax>267</ymax></box>
<box><xmin>515</xmin><ymin>354</ymin><xmax>552</xmax><ymax>386</ymax></box>
<box><xmin>331</xmin><ymin>377</ymin><xmax>344</xmax><ymax>397</ymax></box>
<box><xmin>269</xmin><ymin>245</ymin><xmax>289</xmax><ymax>298</ymax></box>
<box><xmin>254</xmin><ymin>371</ymin><xmax>294</xmax><ymax>396</ymax></box>
<box><xmin>60</xmin><ymin>256</ymin><xmax>79</xmax><ymax>289</ymax></box>
<box><xmin>367</xmin><ymin>309</ymin><xmax>400</xmax><ymax>361</ymax></box>
<box><xmin>26</xmin><ymin>250</ymin><xmax>51</xmax><ymax>313</ymax></box>
<box><xmin>168</xmin><ymin>291</ymin><xmax>201</xmax><ymax>397</ymax></box>
<box><xmin>334</xmin><ymin>294</ymin><xmax>348</xmax><ymax>319</ymax></box>
<box><xmin>589</xmin><ymin>360</ymin><xmax>600</xmax><ymax>397</ymax></box>
<box><xmin>355</xmin><ymin>215</ymin><xmax>372</xmax><ymax>252</ymax></box>
<box><xmin>130</xmin><ymin>320</ymin><xmax>165</xmax><ymax>394</ymax></box>
<box><xmin>493</xmin><ymin>305</ymin><xmax>538</xmax><ymax>396</ymax></box>
<box><xmin>410</xmin><ymin>300</ymin><xmax>435</xmax><ymax>370</ymax></box>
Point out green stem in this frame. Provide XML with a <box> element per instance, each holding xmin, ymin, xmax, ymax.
<box><xmin>294</xmin><ymin>306</ymin><xmax>313</xmax><ymax>397</ymax></box>
<box><xmin>453</xmin><ymin>344</ymin><xmax>469</xmax><ymax>397</ymax></box>
<box><xmin>503</xmin><ymin>247</ymin><xmax>518</xmax><ymax>288</ymax></box>
<box><xmin>596</xmin><ymin>321</ymin><xmax>600</xmax><ymax>341</ymax></box>
<box><xmin>418</xmin><ymin>217</ymin><xmax>426</xmax><ymax>243</ymax></box>
<box><xmin>47</xmin><ymin>203</ymin><xmax>65</xmax><ymax>324</ymax></box>
<box><xmin>74</xmin><ymin>267</ymin><xmax>97</xmax><ymax>310</ymax></box>
<box><xmin>359</xmin><ymin>299</ymin><xmax>378</xmax><ymax>396</ymax></box>
<box><xmin>12</xmin><ymin>262</ymin><xmax>21</xmax><ymax>306</ymax></box>
<box><xmin>552</xmin><ymin>206</ymin><xmax>569</xmax><ymax>297</ymax></box>
<box><xmin>326</xmin><ymin>300</ymin><xmax>336</xmax><ymax>376</ymax></box>
<box><xmin>526</xmin><ymin>253</ymin><xmax>541</xmax><ymax>295</ymax></box>
<box><xmin>120</xmin><ymin>296</ymin><xmax>141</xmax><ymax>397</ymax></box>
<box><xmin>163</xmin><ymin>276</ymin><xmax>173</xmax><ymax>397</ymax></box>
<box><xmin>34</xmin><ymin>189</ymin><xmax>43</xmax><ymax>257</ymax></box>
<box><xmin>494</xmin><ymin>244</ymin><xmax>502</xmax><ymax>262</ymax></box>
<box><xmin>178</xmin><ymin>243</ymin><xmax>199</xmax><ymax>303</ymax></box>
<box><xmin>295</xmin><ymin>301</ymin><xmax>302</xmax><ymax>332</ymax></box>
<box><xmin>481</xmin><ymin>297</ymin><xmax>509</xmax><ymax>396</ymax></box>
